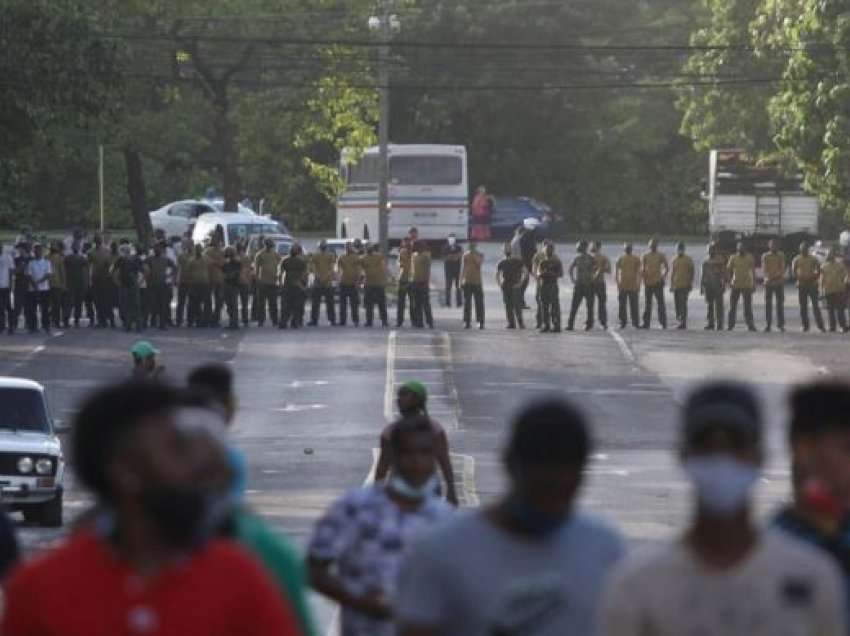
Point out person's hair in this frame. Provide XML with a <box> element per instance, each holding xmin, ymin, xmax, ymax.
<box><xmin>72</xmin><ymin>381</ymin><xmax>182</xmax><ymax>500</ymax></box>
<box><xmin>187</xmin><ymin>364</ymin><xmax>234</xmax><ymax>407</ymax></box>
<box><xmin>789</xmin><ymin>382</ymin><xmax>850</xmax><ymax>442</ymax></box>
<box><xmin>389</xmin><ymin>415</ymin><xmax>435</xmax><ymax>454</ymax></box>
<box><xmin>504</xmin><ymin>398</ymin><xmax>591</xmax><ymax>469</ymax></box>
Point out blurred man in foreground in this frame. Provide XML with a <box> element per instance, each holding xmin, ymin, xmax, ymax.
<box><xmin>1</xmin><ymin>381</ymin><xmax>301</xmax><ymax>635</ymax></box>
<box><xmin>601</xmin><ymin>382</ymin><xmax>845</xmax><ymax>636</ymax></box>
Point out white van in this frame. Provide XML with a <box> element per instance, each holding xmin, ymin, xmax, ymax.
<box><xmin>191</xmin><ymin>213</ymin><xmax>290</xmax><ymax>247</ymax></box>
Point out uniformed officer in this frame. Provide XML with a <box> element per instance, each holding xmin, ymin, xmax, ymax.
<box><xmin>761</xmin><ymin>239</ymin><xmax>786</xmax><ymax>332</ymax></box>
<box><xmin>309</xmin><ymin>240</ymin><xmax>337</xmax><ymax>326</ymax></box>
<box><xmin>253</xmin><ymin>238</ymin><xmax>281</xmax><ymax>327</ymax></box>
<box><xmin>726</xmin><ymin>242</ymin><xmax>757</xmax><ymax>331</ymax></box>
<box><xmin>641</xmin><ymin>238</ymin><xmax>668</xmax><ymax>329</ymax></box>
<box><xmin>670</xmin><ymin>242</ymin><xmax>695</xmax><ymax>330</ymax></box>
<box><xmin>701</xmin><ymin>243</ymin><xmax>727</xmax><ymax>331</ymax></box>
<box><xmin>496</xmin><ymin>242</ymin><xmax>527</xmax><ymax>329</ymax></box>
<box><xmin>590</xmin><ymin>240</ymin><xmax>611</xmax><ymax>329</ymax></box>
<box><xmin>204</xmin><ymin>239</ymin><xmax>225</xmax><ymax>328</ymax></box>
<box><xmin>279</xmin><ymin>243</ymin><xmax>309</xmax><ymax>329</ymax></box>
<box><xmin>222</xmin><ymin>246</ymin><xmax>242</xmax><ymax>330</ymax></box>
<box><xmin>442</xmin><ymin>233</ymin><xmax>463</xmax><ymax>308</ymax></box>
<box><xmin>88</xmin><ymin>235</ymin><xmax>115</xmax><ymax>328</ymax></box>
<box><xmin>531</xmin><ymin>241</ymin><xmax>547</xmax><ymax>329</ymax></box>
<box><xmin>111</xmin><ymin>243</ymin><xmax>143</xmax><ymax>333</ymax></box>
<box><xmin>47</xmin><ymin>242</ymin><xmax>67</xmax><ymax>329</ymax></box>
<box><xmin>567</xmin><ymin>240</ymin><xmax>595</xmax><ymax>331</ymax></box>
<box><xmin>616</xmin><ymin>242</ymin><xmax>641</xmax><ymax>329</ymax></box>
<box><xmin>396</xmin><ymin>237</ymin><xmax>415</xmax><ymax>327</ymax></box>
<box><xmin>145</xmin><ymin>242</ymin><xmax>174</xmax><ymax>331</ymax></box>
<box><xmin>821</xmin><ymin>247</ymin><xmax>848</xmax><ymax>333</ymax></box>
<box><xmin>537</xmin><ymin>241</ymin><xmax>563</xmax><ymax>333</ymax></box>
<box><xmin>174</xmin><ymin>238</ymin><xmax>192</xmax><ymax>327</ymax></box>
<box><xmin>792</xmin><ymin>242</ymin><xmax>826</xmax><ymax>333</ymax></box>
<box><xmin>236</xmin><ymin>242</ymin><xmax>254</xmax><ymax>326</ymax></box>
<box><xmin>460</xmin><ymin>241</ymin><xmax>485</xmax><ymax>329</ymax></box>
<box><xmin>361</xmin><ymin>244</ymin><xmax>389</xmax><ymax>328</ymax></box>
<box><xmin>185</xmin><ymin>243</ymin><xmax>211</xmax><ymax>328</ymax></box>
<box><xmin>411</xmin><ymin>241</ymin><xmax>434</xmax><ymax>329</ymax></box>
<box><xmin>64</xmin><ymin>243</ymin><xmax>89</xmax><ymax>328</ymax></box>
<box><xmin>337</xmin><ymin>242</ymin><xmax>362</xmax><ymax>327</ymax></box>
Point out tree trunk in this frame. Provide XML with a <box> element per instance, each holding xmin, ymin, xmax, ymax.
<box><xmin>124</xmin><ymin>146</ymin><xmax>152</xmax><ymax>243</ymax></box>
<box><xmin>213</xmin><ymin>93</ymin><xmax>240</xmax><ymax>212</ymax></box>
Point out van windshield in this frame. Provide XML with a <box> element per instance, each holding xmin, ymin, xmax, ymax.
<box><xmin>0</xmin><ymin>388</ymin><xmax>51</xmax><ymax>433</ymax></box>
<box><xmin>226</xmin><ymin>223</ymin><xmax>281</xmax><ymax>243</ymax></box>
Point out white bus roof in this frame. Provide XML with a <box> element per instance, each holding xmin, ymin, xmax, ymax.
<box><xmin>343</xmin><ymin>144</ymin><xmax>466</xmax><ymax>159</ymax></box>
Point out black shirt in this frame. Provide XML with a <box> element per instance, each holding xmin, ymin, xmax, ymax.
<box><xmin>497</xmin><ymin>257</ymin><xmax>525</xmax><ymax>288</ymax></box>
<box><xmin>223</xmin><ymin>259</ymin><xmax>241</xmax><ymax>286</ymax></box>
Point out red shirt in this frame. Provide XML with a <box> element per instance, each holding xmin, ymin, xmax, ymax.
<box><xmin>2</xmin><ymin>530</ymin><xmax>301</xmax><ymax>636</ymax></box>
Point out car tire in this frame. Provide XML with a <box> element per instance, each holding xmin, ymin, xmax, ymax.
<box><xmin>39</xmin><ymin>492</ymin><xmax>63</xmax><ymax>528</ymax></box>
<box><xmin>21</xmin><ymin>505</ymin><xmax>40</xmax><ymax>525</ymax></box>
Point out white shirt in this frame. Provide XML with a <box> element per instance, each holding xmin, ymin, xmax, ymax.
<box><xmin>0</xmin><ymin>252</ymin><xmax>14</xmax><ymax>288</ymax></box>
<box><xmin>599</xmin><ymin>530</ymin><xmax>846</xmax><ymax>636</ymax></box>
<box><xmin>26</xmin><ymin>258</ymin><xmax>53</xmax><ymax>292</ymax></box>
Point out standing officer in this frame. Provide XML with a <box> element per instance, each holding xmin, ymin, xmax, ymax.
<box><xmin>616</xmin><ymin>243</ymin><xmax>641</xmax><ymax>329</ymax></box>
<box><xmin>460</xmin><ymin>241</ymin><xmax>485</xmax><ymax>329</ymax></box>
<box><xmin>222</xmin><ymin>246</ymin><xmax>242</xmax><ymax>330</ymax></box>
<box><xmin>761</xmin><ymin>239</ymin><xmax>787</xmax><ymax>332</ymax></box>
<box><xmin>185</xmin><ymin>243</ymin><xmax>211</xmax><ymax>328</ymax></box>
<box><xmin>701</xmin><ymin>242</ymin><xmax>727</xmax><ymax>331</ymax></box>
<box><xmin>175</xmin><ymin>238</ymin><xmax>192</xmax><ymax>327</ymax></box>
<box><xmin>279</xmin><ymin>243</ymin><xmax>309</xmax><ymax>330</ymax></box>
<box><xmin>145</xmin><ymin>242</ymin><xmax>174</xmax><ymax>331</ymax></box>
<box><xmin>821</xmin><ymin>247</ymin><xmax>849</xmax><ymax>333</ymax></box>
<box><xmin>496</xmin><ymin>242</ymin><xmax>527</xmax><ymax>329</ymax></box>
<box><xmin>537</xmin><ymin>241</ymin><xmax>563</xmax><ymax>333</ymax></box>
<box><xmin>396</xmin><ymin>237</ymin><xmax>415</xmax><ymax>327</ymax></box>
<box><xmin>641</xmin><ymin>238</ymin><xmax>669</xmax><ymax>329</ymax></box>
<box><xmin>337</xmin><ymin>242</ymin><xmax>362</xmax><ymax>327</ymax></box>
<box><xmin>236</xmin><ymin>242</ymin><xmax>253</xmax><ymax>326</ymax></box>
<box><xmin>442</xmin><ymin>233</ymin><xmax>463</xmax><ymax>308</ymax></box>
<box><xmin>792</xmin><ymin>242</ymin><xmax>826</xmax><ymax>333</ymax></box>
<box><xmin>532</xmin><ymin>241</ymin><xmax>548</xmax><ymax>329</ymax></box>
<box><xmin>309</xmin><ymin>240</ymin><xmax>337</xmax><ymax>327</ymax></box>
<box><xmin>111</xmin><ymin>244</ymin><xmax>143</xmax><ymax>333</ymax></box>
<box><xmin>26</xmin><ymin>243</ymin><xmax>53</xmax><ymax>334</ymax></box>
<box><xmin>411</xmin><ymin>241</ymin><xmax>434</xmax><ymax>329</ymax></box>
<box><xmin>11</xmin><ymin>243</ymin><xmax>32</xmax><ymax>334</ymax></box>
<box><xmin>88</xmin><ymin>235</ymin><xmax>114</xmax><ymax>328</ymax></box>
<box><xmin>670</xmin><ymin>242</ymin><xmax>695</xmax><ymax>330</ymax></box>
<box><xmin>48</xmin><ymin>242</ymin><xmax>68</xmax><ymax>329</ymax></box>
<box><xmin>726</xmin><ymin>241</ymin><xmax>757</xmax><ymax>331</ymax></box>
<box><xmin>590</xmin><ymin>240</ymin><xmax>611</xmax><ymax>329</ymax></box>
<box><xmin>361</xmin><ymin>244</ymin><xmax>389</xmax><ymax>328</ymax></box>
<box><xmin>567</xmin><ymin>240</ymin><xmax>595</xmax><ymax>331</ymax></box>
<box><xmin>204</xmin><ymin>239</ymin><xmax>225</xmax><ymax>328</ymax></box>
<box><xmin>253</xmin><ymin>238</ymin><xmax>280</xmax><ymax>327</ymax></box>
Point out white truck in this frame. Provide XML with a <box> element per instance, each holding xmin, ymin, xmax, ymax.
<box><xmin>707</xmin><ymin>149</ymin><xmax>819</xmax><ymax>258</ymax></box>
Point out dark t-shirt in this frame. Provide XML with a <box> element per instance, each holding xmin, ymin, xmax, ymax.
<box><xmin>223</xmin><ymin>260</ymin><xmax>241</xmax><ymax>286</ymax></box>
<box><xmin>497</xmin><ymin>257</ymin><xmax>525</xmax><ymax>288</ymax></box>
<box><xmin>280</xmin><ymin>256</ymin><xmax>308</xmax><ymax>288</ymax></box>
<box><xmin>64</xmin><ymin>254</ymin><xmax>89</xmax><ymax>289</ymax></box>
<box><xmin>116</xmin><ymin>256</ymin><xmax>142</xmax><ymax>288</ymax></box>
<box><xmin>443</xmin><ymin>244</ymin><xmax>463</xmax><ymax>271</ymax></box>
<box><xmin>539</xmin><ymin>257</ymin><xmax>563</xmax><ymax>283</ymax></box>
<box><xmin>519</xmin><ymin>231</ymin><xmax>537</xmax><ymax>267</ymax></box>
<box><xmin>13</xmin><ymin>256</ymin><xmax>30</xmax><ymax>291</ymax></box>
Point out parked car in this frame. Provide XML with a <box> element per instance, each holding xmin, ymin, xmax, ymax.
<box><xmin>206</xmin><ymin>199</ymin><xmax>260</xmax><ymax>216</ymax></box>
<box><xmin>149</xmin><ymin>200</ymin><xmax>218</xmax><ymax>238</ymax></box>
<box><xmin>192</xmin><ymin>213</ymin><xmax>291</xmax><ymax>248</ymax></box>
<box><xmin>0</xmin><ymin>378</ymin><xmax>66</xmax><ymax>527</ymax></box>
<box><xmin>489</xmin><ymin>197</ymin><xmax>558</xmax><ymax>240</ymax></box>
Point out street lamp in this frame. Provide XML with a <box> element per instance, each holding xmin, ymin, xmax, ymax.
<box><xmin>368</xmin><ymin>6</ymin><xmax>400</xmax><ymax>255</ymax></box>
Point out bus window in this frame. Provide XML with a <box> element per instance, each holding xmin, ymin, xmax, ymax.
<box><xmin>389</xmin><ymin>156</ymin><xmax>462</xmax><ymax>186</ymax></box>
<box><xmin>347</xmin><ymin>156</ymin><xmax>382</xmax><ymax>184</ymax></box>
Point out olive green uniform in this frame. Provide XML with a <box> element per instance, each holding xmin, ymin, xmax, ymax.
<box><xmin>537</xmin><ymin>255</ymin><xmax>563</xmax><ymax>332</ymax></box>
<box><xmin>616</xmin><ymin>253</ymin><xmax>641</xmax><ymax>328</ymax></box>
<box><xmin>309</xmin><ymin>251</ymin><xmax>337</xmax><ymax>326</ymax></box>
<box><xmin>761</xmin><ymin>250</ymin><xmax>786</xmax><ymax>330</ymax></box>
<box><xmin>396</xmin><ymin>246</ymin><xmax>414</xmax><ymax>326</ymax></box>
<box><xmin>592</xmin><ymin>252</ymin><xmax>611</xmax><ymax>328</ymax></box>
<box><xmin>361</xmin><ymin>253</ymin><xmax>388</xmax><ymax>327</ymax></box>
<box><xmin>411</xmin><ymin>250</ymin><xmax>433</xmax><ymax>328</ymax></box>
<box><xmin>821</xmin><ymin>259</ymin><xmax>848</xmax><ymax>332</ymax></box>
<box><xmin>641</xmin><ymin>251</ymin><xmax>668</xmax><ymax>328</ymax></box>
<box><xmin>461</xmin><ymin>250</ymin><xmax>485</xmax><ymax>328</ymax></box>
<box><xmin>254</xmin><ymin>249</ymin><xmax>281</xmax><ymax>326</ymax></box>
<box><xmin>337</xmin><ymin>253</ymin><xmax>362</xmax><ymax>326</ymax></box>
<box><xmin>792</xmin><ymin>254</ymin><xmax>825</xmax><ymax>331</ymax></box>
<box><xmin>184</xmin><ymin>255</ymin><xmax>211</xmax><ymax>327</ymax></box>
<box><xmin>48</xmin><ymin>251</ymin><xmax>67</xmax><ymax>328</ymax></box>
<box><xmin>279</xmin><ymin>254</ymin><xmax>308</xmax><ymax>329</ymax></box>
<box><xmin>701</xmin><ymin>254</ymin><xmax>727</xmax><ymax>330</ymax></box>
<box><xmin>204</xmin><ymin>246</ymin><xmax>225</xmax><ymax>326</ymax></box>
<box><xmin>670</xmin><ymin>254</ymin><xmax>695</xmax><ymax>328</ymax></box>
<box><xmin>726</xmin><ymin>252</ymin><xmax>756</xmax><ymax>330</ymax></box>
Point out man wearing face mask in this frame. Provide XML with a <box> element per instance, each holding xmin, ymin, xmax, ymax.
<box><xmin>309</xmin><ymin>416</ymin><xmax>452</xmax><ymax>636</ymax></box>
<box><xmin>601</xmin><ymin>381</ymin><xmax>845</xmax><ymax>636</ymax></box>
<box><xmin>442</xmin><ymin>233</ymin><xmax>463</xmax><ymax>308</ymax></box>
<box><xmin>1</xmin><ymin>381</ymin><xmax>301</xmax><ymax>636</ymax></box>
<box><xmin>774</xmin><ymin>382</ymin><xmax>850</xmax><ymax>625</ymax></box>
<box><xmin>397</xmin><ymin>399</ymin><xmax>624</xmax><ymax>636</ymax></box>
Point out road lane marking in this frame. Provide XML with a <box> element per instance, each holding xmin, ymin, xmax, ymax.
<box><xmin>609</xmin><ymin>330</ymin><xmax>637</xmax><ymax>367</ymax></box>
<box><xmin>383</xmin><ymin>330</ymin><xmax>397</xmax><ymax>422</ymax></box>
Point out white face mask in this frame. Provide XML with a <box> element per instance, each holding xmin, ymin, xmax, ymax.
<box><xmin>447</xmin><ymin>237</ymin><xmax>456</xmax><ymax>246</ymax></box>
<box><xmin>388</xmin><ymin>474</ymin><xmax>438</xmax><ymax>501</ymax></box>
<box><xmin>684</xmin><ymin>456</ymin><xmax>759</xmax><ymax>517</ymax></box>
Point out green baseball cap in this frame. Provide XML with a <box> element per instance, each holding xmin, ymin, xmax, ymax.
<box><xmin>399</xmin><ymin>380</ymin><xmax>427</xmax><ymax>402</ymax></box>
<box><xmin>130</xmin><ymin>340</ymin><xmax>159</xmax><ymax>360</ymax></box>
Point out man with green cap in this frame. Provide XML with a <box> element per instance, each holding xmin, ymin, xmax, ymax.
<box><xmin>374</xmin><ymin>381</ymin><xmax>458</xmax><ymax>506</ymax></box>
<box><xmin>130</xmin><ymin>340</ymin><xmax>165</xmax><ymax>380</ymax></box>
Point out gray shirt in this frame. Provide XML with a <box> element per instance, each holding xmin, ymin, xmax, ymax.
<box><xmin>396</xmin><ymin>509</ymin><xmax>625</xmax><ymax>636</ymax></box>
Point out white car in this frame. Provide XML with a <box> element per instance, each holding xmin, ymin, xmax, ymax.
<box><xmin>0</xmin><ymin>378</ymin><xmax>67</xmax><ymax>527</ymax></box>
<box><xmin>149</xmin><ymin>200</ymin><xmax>218</xmax><ymax>239</ymax></box>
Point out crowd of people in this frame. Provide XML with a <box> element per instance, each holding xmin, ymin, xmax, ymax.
<box><xmin>1</xmin><ymin>225</ymin><xmax>849</xmax><ymax>337</ymax></box>
<box><xmin>1</xmin><ymin>362</ymin><xmax>850</xmax><ymax>635</ymax></box>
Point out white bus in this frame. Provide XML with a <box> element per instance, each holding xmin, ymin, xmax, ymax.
<box><xmin>336</xmin><ymin>144</ymin><xmax>469</xmax><ymax>244</ymax></box>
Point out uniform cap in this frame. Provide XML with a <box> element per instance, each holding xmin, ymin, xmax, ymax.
<box><xmin>130</xmin><ymin>341</ymin><xmax>159</xmax><ymax>360</ymax></box>
<box><xmin>399</xmin><ymin>380</ymin><xmax>427</xmax><ymax>403</ymax></box>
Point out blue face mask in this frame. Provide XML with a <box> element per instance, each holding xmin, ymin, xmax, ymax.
<box><xmin>505</xmin><ymin>497</ymin><xmax>569</xmax><ymax>539</ymax></box>
<box><xmin>389</xmin><ymin>475</ymin><xmax>437</xmax><ymax>501</ymax></box>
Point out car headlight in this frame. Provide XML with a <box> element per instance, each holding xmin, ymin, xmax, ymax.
<box><xmin>35</xmin><ymin>458</ymin><xmax>53</xmax><ymax>475</ymax></box>
<box><xmin>17</xmin><ymin>457</ymin><xmax>33</xmax><ymax>474</ymax></box>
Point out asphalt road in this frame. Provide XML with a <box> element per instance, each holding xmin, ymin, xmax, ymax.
<box><xmin>2</xmin><ymin>240</ymin><xmax>847</xmax><ymax>633</ymax></box>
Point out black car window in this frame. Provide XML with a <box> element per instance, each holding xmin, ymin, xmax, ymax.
<box><xmin>0</xmin><ymin>389</ymin><xmax>50</xmax><ymax>433</ymax></box>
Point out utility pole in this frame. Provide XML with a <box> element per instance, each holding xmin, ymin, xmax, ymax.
<box><xmin>376</xmin><ymin>0</ymin><xmax>391</xmax><ymax>256</ymax></box>
<box><xmin>98</xmin><ymin>144</ymin><xmax>105</xmax><ymax>233</ymax></box>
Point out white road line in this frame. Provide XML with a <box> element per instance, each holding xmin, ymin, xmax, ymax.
<box><xmin>609</xmin><ymin>330</ymin><xmax>637</xmax><ymax>367</ymax></box>
<box><xmin>383</xmin><ymin>330</ymin><xmax>397</xmax><ymax>422</ymax></box>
